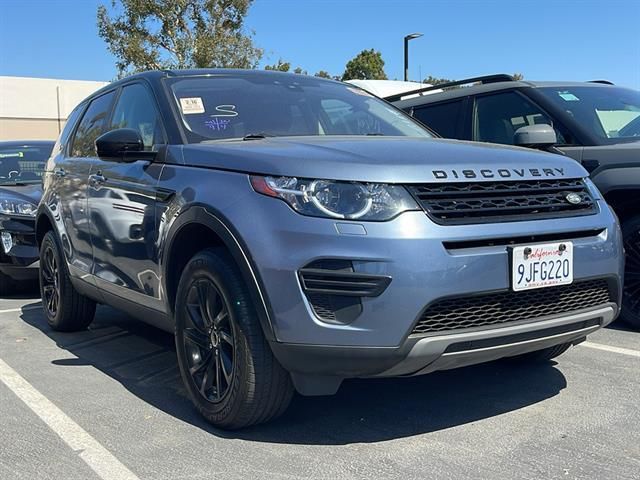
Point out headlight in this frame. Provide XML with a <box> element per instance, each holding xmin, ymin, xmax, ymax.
<box><xmin>0</xmin><ymin>197</ymin><xmax>37</xmax><ymax>217</ymax></box>
<box><xmin>250</xmin><ymin>176</ymin><xmax>419</xmax><ymax>221</ymax></box>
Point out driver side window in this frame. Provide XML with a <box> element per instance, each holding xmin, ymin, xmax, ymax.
<box><xmin>110</xmin><ymin>83</ymin><xmax>166</xmax><ymax>150</ymax></box>
<box><xmin>474</xmin><ymin>92</ymin><xmax>568</xmax><ymax>145</ymax></box>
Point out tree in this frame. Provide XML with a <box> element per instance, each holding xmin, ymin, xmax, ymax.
<box><xmin>341</xmin><ymin>49</ymin><xmax>387</xmax><ymax>81</ymax></box>
<box><xmin>314</xmin><ymin>70</ymin><xmax>331</xmax><ymax>79</ymax></box>
<box><xmin>264</xmin><ymin>59</ymin><xmax>290</xmax><ymax>72</ymax></box>
<box><xmin>512</xmin><ymin>72</ymin><xmax>524</xmax><ymax>80</ymax></box>
<box><xmin>293</xmin><ymin>67</ymin><xmax>307</xmax><ymax>75</ymax></box>
<box><xmin>97</xmin><ymin>0</ymin><xmax>263</xmax><ymax>77</ymax></box>
<box><xmin>423</xmin><ymin>75</ymin><xmax>455</xmax><ymax>86</ymax></box>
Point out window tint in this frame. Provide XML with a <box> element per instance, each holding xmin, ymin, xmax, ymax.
<box><xmin>413</xmin><ymin>100</ymin><xmax>464</xmax><ymax>138</ymax></box>
<box><xmin>71</xmin><ymin>91</ymin><xmax>116</xmax><ymax>157</ymax></box>
<box><xmin>474</xmin><ymin>92</ymin><xmax>567</xmax><ymax>145</ymax></box>
<box><xmin>110</xmin><ymin>83</ymin><xmax>166</xmax><ymax>150</ymax></box>
<box><xmin>57</xmin><ymin>104</ymin><xmax>84</xmax><ymax>153</ymax></box>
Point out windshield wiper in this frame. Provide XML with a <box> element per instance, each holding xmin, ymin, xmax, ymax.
<box><xmin>242</xmin><ymin>133</ymin><xmax>275</xmax><ymax>141</ymax></box>
<box><xmin>365</xmin><ymin>132</ymin><xmax>385</xmax><ymax>136</ymax></box>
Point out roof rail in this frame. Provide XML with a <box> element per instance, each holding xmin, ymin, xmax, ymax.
<box><xmin>589</xmin><ymin>80</ymin><xmax>614</xmax><ymax>85</ymax></box>
<box><xmin>384</xmin><ymin>74</ymin><xmax>515</xmax><ymax>102</ymax></box>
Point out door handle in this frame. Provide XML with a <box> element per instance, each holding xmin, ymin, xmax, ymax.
<box><xmin>54</xmin><ymin>168</ymin><xmax>66</xmax><ymax>178</ymax></box>
<box><xmin>88</xmin><ymin>173</ymin><xmax>106</xmax><ymax>187</ymax></box>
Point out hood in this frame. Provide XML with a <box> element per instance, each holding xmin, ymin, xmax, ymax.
<box><xmin>179</xmin><ymin>136</ymin><xmax>589</xmax><ymax>184</ymax></box>
<box><xmin>0</xmin><ymin>183</ymin><xmax>43</xmax><ymax>204</ymax></box>
<box><xmin>582</xmin><ymin>141</ymin><xmax>640</xmax><ymax>163</ymax></box>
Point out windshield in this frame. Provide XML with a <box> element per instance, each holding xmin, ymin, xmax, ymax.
<box><xmin>166</xmin><ymin>74</ymin><xmax>432</xmax><ymax>142</ymax></box>
<box><xmin>0</xmin><ymin>143</ymin><xmax>53</xmax><ymax>185</ymax></box>
<box><xmin>538</xmin><ymin>86</ymin><xmax>640</xmax><ymax>142</ymax></box>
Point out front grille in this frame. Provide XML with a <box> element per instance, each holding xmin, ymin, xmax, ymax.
<box><xmin>412</xmin><ymin>279</ymin><xmax>612</xmax><ymax>335</ymax></box>
<box><xmin>407</xmin><ymin>179</ymin><xmax>596</xmax><ymax>225</ymax></box>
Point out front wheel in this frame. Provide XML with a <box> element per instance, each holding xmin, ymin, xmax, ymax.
<box><xmin>620</xmin><ymin>215</ymin><xmax>640</xmax><ymax>329</ymax></box>
<box><xmin>39</xmin><ymin>231</ymin><xmax>96</xmax><ymax>331</ymax></box>
<box><xmin>175</xmin><ymin>248</ymin><xmax>293</xmax><ymax>429</ymax></box>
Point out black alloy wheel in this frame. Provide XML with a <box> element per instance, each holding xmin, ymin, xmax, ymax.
<box><xmin>183</xmin><ymin>279</ymin><xmax>236</xmax><ymax>403</ymax></box>
<box><xmin>621</xmin><ymin>217</ymin><xmax>640</xmax><ymax>328</ymax></box>
<box><xmin>41</xmin><ymin>243</ymin><xmax>60</xmax><ymax>317</ymax></box>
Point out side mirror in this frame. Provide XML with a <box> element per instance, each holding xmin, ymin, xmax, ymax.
<box><xmin>95</xmin><ymin>128</ymin><xmax>153</xmax><ymax>162</ymax></box>
<box><xmin>513</xmin><ymin>124</ymin><xmax>557</xmax><ymax>149</ymax></box>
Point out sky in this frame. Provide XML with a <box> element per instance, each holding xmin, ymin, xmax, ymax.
<box><xmin>1</xmin><ymin>0</ymin><xmax>639</xmax><ymax>88</ymax></box>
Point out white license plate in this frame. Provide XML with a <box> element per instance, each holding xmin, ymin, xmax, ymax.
<box><xmin>511</xmin><ymin>242</ymin><xmax>573</xmax><ymax>291</ymax></box>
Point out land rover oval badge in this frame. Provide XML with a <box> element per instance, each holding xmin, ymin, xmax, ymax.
<box><xmin>566</xmin><ymin>193</ymin><xmax>582</xmax><ymax>205</ymax></box>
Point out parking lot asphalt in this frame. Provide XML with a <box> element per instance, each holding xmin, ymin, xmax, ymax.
<box><xmin>1</xmin><ymin>292</ymin><xmax>639</xmax><ymax>480</ymax></box>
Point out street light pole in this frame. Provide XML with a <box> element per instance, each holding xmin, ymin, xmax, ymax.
<box><xmin>404</xmin><ymin>33</ymin><xmax>423</xmax><ymax>82</ymax></box>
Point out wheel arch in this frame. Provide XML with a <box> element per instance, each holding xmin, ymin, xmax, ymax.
<box><xmin>162</xmin><ymin>205</ymin><xmax>277</xmax><ymax>342</ymax></box>
<box><xmin>35</xmin><ymin>208</ymin><xmax>56</xmax><ymax>248</ymax></box>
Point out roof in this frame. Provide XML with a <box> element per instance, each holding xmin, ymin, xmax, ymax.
<box><xmin>394</xmin><ymin>77</ymin><xmax>622</xmax><ymax>109</ymax></box>
<box><xmin>345</xmin><ymin>80</ymin><xmax>442</xmax><ymax>99</ymax></box>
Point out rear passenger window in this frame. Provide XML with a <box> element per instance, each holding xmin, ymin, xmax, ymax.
<box><xmin>71</xmin><ymin>91</ymin><xmax>116</xmax><ymax>157</ymax></box>
<box><xmin>413</xmin><ymin>100</ymin><xmax>464</xmax><ymax>138</ymax></box>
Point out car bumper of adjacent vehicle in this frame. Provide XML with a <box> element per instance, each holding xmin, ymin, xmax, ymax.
<box><xmin>0</xmin><ymin>215</ymin><xmax>39</xmax><ymax>280</ymax></box>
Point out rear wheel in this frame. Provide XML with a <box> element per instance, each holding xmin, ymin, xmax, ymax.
<box><xmin>507</xmin><ymin>342</ymin><xmax>572</xmax><ymax>363</ymax></box>
<box><xmin>39</xmin><ymin>231</ymin><xmax>96</xmax><ymax>332</ymax></box>
<box><xmin>175</xmin><ymin>248</ymin><xmax>293</xmax><ymax>429</ymax></box>
<box><xmin>620</xmin><ymin>215</ymin><xmax>640</xmax><ymax>329</ymax></box>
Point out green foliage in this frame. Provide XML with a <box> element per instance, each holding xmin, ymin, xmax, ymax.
<box><xmin>423</xmin><ymin>75</ymin><xmax>455</xmax><ymax>86</ymax></box>
<box><xmin>293</xmin><ymin>67</ymin><xmax>307</xmax><ymax>75</ymax></box>
<box><xmin>264</xmin><ymin>59</ymin><xmax>290</xmax><ymax>72</ymax></box>
<box><xmin>341</xmin><ymin>49</ymin><xmax>387</xmax><ymax>81</ymax></box>
<box><xmin>314</xmin><ymin>70</ymin><xmax>331</xmax><ymax>79</ymax></box>
<box><xmin>512</xmin><ymin>72</ymin><xmax>524</xmax><ymax>80</ymax></box>
<box><xmin>97</xmin><ymin>0</ymin><xmax>263</xmax><ymax>77</ymax></box>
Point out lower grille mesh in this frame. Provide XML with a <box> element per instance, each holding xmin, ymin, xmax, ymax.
<box><xmin>412</xmin><ymin>279</ymin><xmax>612</xmax><ymax>335</ymax></box>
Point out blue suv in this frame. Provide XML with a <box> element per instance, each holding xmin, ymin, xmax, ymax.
<box><xmin>36</xmin><ymin>70</ymin><xmax>623</xmax><ymax>428</ymax></box>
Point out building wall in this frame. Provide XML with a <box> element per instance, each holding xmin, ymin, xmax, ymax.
<box><xmin>0</xmin><ymin>76</ymin><xmax>109</xmax><ymax>141</ymax></box>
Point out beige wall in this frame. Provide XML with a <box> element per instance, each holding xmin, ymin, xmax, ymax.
<box><xmin>0</xmin><ymin>76</ymin><xmax>108</xmax><ymax>142</ymax></box>
<box><xmin>0</xmin><ymin>118</ymin><xmax>66</xmax><ymax>141</ymax></box>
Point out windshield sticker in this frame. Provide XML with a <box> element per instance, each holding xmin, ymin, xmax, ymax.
<box><xmin>211</xmin><ymin>105</ymin><xmax>238</xmax><ymax>117</ymax></box>
<box><xmin>558</xmin><ymin>91</ymin><xmax>580</xmax><ymax>102</ymax></box>
<box><xmin>205</xmin><ymin>118</ymin><xmax>231</xmax><ymax>131</ymax></box>
<box><xmin>0</xmin><ymin>152</ymin><xmax>24</xmax><ymax>159</ymax></box>
<box><xmin>179</xmin><ymin>97</ymin><xmax>205</xmax><ymax>114</ymax></box>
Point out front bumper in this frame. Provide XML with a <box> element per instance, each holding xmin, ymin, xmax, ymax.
<box><xmin>0</xmin><ymin>214</ymin><xmax>39</xmax><ymax>279</ymax></box>
<box><xmin>225</xmin><ymin>195</ymin><xmax>623</xmax><ymax>392</ymax></box>
<box><xmin>271</xmin><ymin>304</ymin><xmax>616</xmax><ymax>394</ymax></box>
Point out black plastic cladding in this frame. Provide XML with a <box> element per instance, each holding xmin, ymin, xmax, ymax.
<box><xmin>412</xmin><ymin>279</ymin><xmax>612</xmax><ymax>335</ymax></box>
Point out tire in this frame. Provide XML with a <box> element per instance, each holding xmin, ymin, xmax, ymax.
<box><xmin>0</xmin><ymin>271</ymin><xmax>13</xmax><ymax>296</ymax></box>
<box><xmin>39</xmin><ymin>231</ymin><xmax>96</xmax><ymax>332</ymax></box>
<box><xmin>175</xmin><ymin>248</ymin><xmax>293</xmax><ymax>429</ymax></box>
<box><xmin>619</xmin><ymin>215</ymin><xmax>640</xmax><ymax>329</ymax></box>
<box><xmin>507</xmin><ymin>342</ymin><xmax>572</xmax><ymax>363</ymax></box>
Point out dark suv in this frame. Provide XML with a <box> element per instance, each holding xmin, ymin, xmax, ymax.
<box><xmin>391</xmin><ymin>75</ymin><xmax>640</xmax><ymax>328</ymax></box>
<box><xmin>37</xmin><ymin>70</ymin><xmax>623</xmax><ymax>428</ymax></box>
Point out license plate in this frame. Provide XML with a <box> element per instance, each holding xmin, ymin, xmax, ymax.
<box><xmin>511</xmin><ymin>242</ymin><xmax>573</xmax><ymax>291</ymax></box>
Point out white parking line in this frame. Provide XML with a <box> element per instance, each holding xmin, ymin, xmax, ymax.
<box><xmin>0</xmin><ymin>358</ymin><xmax>140</xmax><ymax>480</ymax></box>
<box><xmin>580</xmin><ymin>341</ymin><xmax>640</xmax><ymax>358</ymax></box>
<box><xmin>0</xmin><ymin>304</ymin><xmax>42</xmax><ymax>315</ymax></box>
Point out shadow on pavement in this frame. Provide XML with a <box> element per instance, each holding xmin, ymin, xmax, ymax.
<box><xmin>20</xmin><ymin>302</ymin><xmax>567</xmax><ymax>445</ymax></box>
